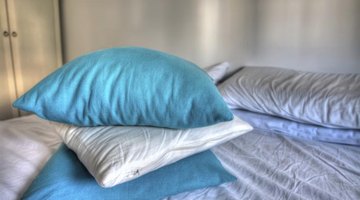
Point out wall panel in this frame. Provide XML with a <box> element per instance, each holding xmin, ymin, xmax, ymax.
<box><xmin>61</xmin><ymin>0</ymin><xmax>360</xmax><ymax>73</ymax></box>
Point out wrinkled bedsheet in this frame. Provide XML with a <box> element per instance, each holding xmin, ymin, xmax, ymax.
<box><xmin>0</xmin><ymin>116</ymin><xmax>61</xmax><ymax>200</ymax></box>
<box><xmin>1</xmin><ymin>115</ymin><xmax>360</xmax><ymax>200</ymax></box>
<box><xmin>169</xmin><ymin>129</ymin><xmax>360</xmax><ymax>200</ymax></box>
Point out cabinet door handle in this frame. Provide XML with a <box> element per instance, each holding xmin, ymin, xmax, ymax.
<box><xmin>3</xmin><ymin>31</ymin><xmax>9</xmax><ymax>37</ymax></box>
<box><xmin>11</xmin><ymin>31</ymin><xmax>17</xmax><ymax>37</ymax></box>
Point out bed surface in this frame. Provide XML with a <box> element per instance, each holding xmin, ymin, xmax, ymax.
<box><xmin>1</xmin><ymin>115</ymin><xmax>359</xmax><ymax>200</ymax></box>
<box><xmin>0</xmin><ymin>116</ymin><xmax>61</xmax><ymax>200</ymax></box>
<box><xmin>170</xmin><ymin>128</ymin><xmax>360</xmax><ymax>200</ymax></box>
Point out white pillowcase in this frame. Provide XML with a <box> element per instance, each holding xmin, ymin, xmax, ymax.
<box><xmin>55</xmin><ymin>116</ymin><xmax>252</xmax><ymax>188</ymax></box>
<box><xmin>204</xmin><ymin>62</ymin><xmax>230</xmax><ymax>84</ymax></box>
<box><xmin>219</xmin><ymin>66</ymin><xmax>360</xmax><ymax>129</ymax></box>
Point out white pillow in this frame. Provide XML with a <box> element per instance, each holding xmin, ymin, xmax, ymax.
<box><xmin>55</xmin><ymin>116</ymin><xmax>252</xmax><ymax>188</ymax></box>
<box><xmin>204</xmin><ymin>62</ymin><xmax>230</xmax><ymax>84</ymax></box>
<box><xmin>219</xmin><ymin>66</ymin><xmax>360</xmax><ymax>129</ymax></box>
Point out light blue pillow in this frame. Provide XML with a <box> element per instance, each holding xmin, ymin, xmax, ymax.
<box><xmin>23</xmin><ymin>145</ymin><xmax>236</xmax><ymax>200</ymax></box>
<box><xmin>232</xmin><ymin>109</ymin><xmax>360</xmax><ymax>145</ymax></box>
<box><xmin>13</xmin><ymin>47</ymin><xmax>233</xmax><ymax>128</ymax></box>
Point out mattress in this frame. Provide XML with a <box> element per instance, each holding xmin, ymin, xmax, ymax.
<box><xmin>1</xmin><ymin>115</ymin><xmax>359</xmax><ymax>200</ymax></box>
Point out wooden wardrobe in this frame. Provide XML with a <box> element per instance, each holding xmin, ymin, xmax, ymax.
<box><xmin>0</xmin><ymin>0</ymin><xmax>62</xmax><ymax>120</ymax></box>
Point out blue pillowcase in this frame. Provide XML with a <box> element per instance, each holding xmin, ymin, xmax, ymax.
<box><xmin>23</xmin><ymin>145</ymin><xmax>236</xmax><ymax>200</ymax></box>
<box><xmin>13</xmin><ymin>47</ymin><xmax>233</xmax><ymax>128</ymax></box>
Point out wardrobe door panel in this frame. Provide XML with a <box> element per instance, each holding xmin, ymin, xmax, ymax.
<box><xmin>0</xmin><ymin>0</ymin><xmax>18</xmax><ymax>120</ymax></box>
<box><xmin>6</xmin><ymin>0</ymin><xmax>62</xmax><ymax>101</ymax></box>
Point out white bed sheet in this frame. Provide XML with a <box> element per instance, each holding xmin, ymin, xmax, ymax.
<box><xmin>0</xmin><ymin>115</ymin><xmax>61</xmax><ymax>200</ymax></box>
<box><xmin>169</xmin><ymin>128</ymin><xmax>360</xmax><ymax>200</ymax></box>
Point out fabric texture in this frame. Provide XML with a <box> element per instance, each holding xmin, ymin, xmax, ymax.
<box><xmin>23</xmin><ymin>145</ymin><xmax>236</xmax><ymax>200</ymax></box>
<box><xmin>13</xmin><ymin>47</ymin><xmax>233</xmax><ymax>128</ymax></box>
<box><xmin>168</xmin><ymin>109</ymin><xmax>360</xmax><ymax>200</ymax></box>
<box><xmin>219</xmin><ymin>66</ymin><xmax>360</xmax><ymax>129</ymax></box>
<box><xmin>204</xmin><ymin>62</ymin><xmax>230</xmax><ymax>84</ymax></box>
<box><xmin>232</xmin><ymin>109</ymin><xmax>360</xmax><ymax>145</ymax></box>
<box><xmin>1</xmin><ymin>114</ymin><xmax>360</xmax><ymax>200</ymax></box>
<box><xmin>170</xmin><ymin>132</ymin><xmax>360</xmax><ymax>200</ymax></box>
<box><xmin>0</xmin><ymin>115</ymin><xmax>62</xmax><ymax>200</ymax></box>
<box><xmin>55</xmin><ymin>116</ymin><xmax>252</xmax><ymax>187</ymax></box>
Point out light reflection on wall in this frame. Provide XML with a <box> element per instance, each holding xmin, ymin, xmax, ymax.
<box><xmin>61</xmin><ymin>0</ymin><xmax>360</xmax><ymax>73</ymax></box>
<box><xmin>249</xmin><ymin>0</ymin><xmax>360</xmax><ymax>73</ymax></box>
<box><xmin>61</xmin><ymin>0</ymin><xmax>252</xmax><ymax>69</ymax></box>
<box><xmin>197</xmin><ymin>0</ymin><xmax>220</xmax><ymax>63</ymax></box>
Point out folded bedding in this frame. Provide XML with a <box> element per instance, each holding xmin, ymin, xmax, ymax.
<box><xmin>232</xmin><ymin>109</ymin><xmax>360</xmax><ymax>145</ymax></box>
<box><xmin>23</xmin><ymin>145</ymin><xmax>235</xmax><ymax>200</ymax></box>
<box><xmin>219</xmin><ymin>66</ymin><xmax>360</xmax><ymax>129</ymax></box>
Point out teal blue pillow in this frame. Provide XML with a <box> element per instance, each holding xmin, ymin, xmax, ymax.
<box><xmin>23</xmin><ymin>145</ymin><xmax>236</xmax><ymax>200</ymax></box>
<box><xmin>13</xmin><ymin>47</ymin><xmax>233</xmax><ymax>128</ymax></box>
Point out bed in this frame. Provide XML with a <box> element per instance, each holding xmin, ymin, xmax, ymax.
<box><xmin>1</xmin><ymin>49</ymin><xmax>360</xmax><ymax>199</ymax></box>
<box><xmin>172</xmin><ymin>111</ymin><xmax>360</xmax><ymax>200</ymax></box>
<box><xmin>1</xmin><ymin>112</ymin><xmax>360</xmax><ymax>200</ymax></box>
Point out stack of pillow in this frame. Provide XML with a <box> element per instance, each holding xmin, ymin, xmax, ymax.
<box><xmin>14</xmin><ymin>47</ymin><xmax>253</xmax><ymax>199</ymax></box>
<box><xmin>218</xmin><ymin>66</ymin><xmax>360</xmax><ymax>145</ymax></box>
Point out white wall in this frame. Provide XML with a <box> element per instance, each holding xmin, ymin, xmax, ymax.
<box><xmin>61</xmin><ymin>0</ymin><xmax>360</xmax><ymax>73</ymax></box>
<box><xmin>61</xmin><ymin>0</ymin><xmax>254</xmax><ymax>69</ymax></box>
<box><xmin>247</xmin><ymin>0</ymin><xmax>360</xmax><ymax>73</ymax></box>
